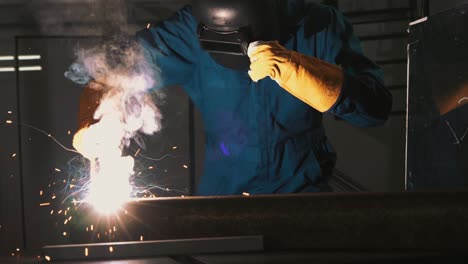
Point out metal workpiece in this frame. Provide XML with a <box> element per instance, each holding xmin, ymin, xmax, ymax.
<box><xmin>42</xmin><ymin>236</ymin><xmax>263</xmax><ymax>262</ymax></box>
<box><xmin>75</xmin><ymin>192</ymin><xmax>468</xmax><ymax>254</ymax></box>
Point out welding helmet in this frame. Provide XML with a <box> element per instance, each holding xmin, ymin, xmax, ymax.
<box><xmin>192</xmin><ymin>0</ymin><xmax>305</xmax><ymax>69</ymax></box>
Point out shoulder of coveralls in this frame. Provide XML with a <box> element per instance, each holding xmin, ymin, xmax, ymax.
<box><xmin>135</xmin><ymin>5</ymin><xmax>197</xmax><ymax>41</ymax></box>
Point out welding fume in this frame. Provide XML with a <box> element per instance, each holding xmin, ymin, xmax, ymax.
<box><xmin>65</xmin><ymin>0</ymin><xmax>392</xmax><ymax>212</ymax></box>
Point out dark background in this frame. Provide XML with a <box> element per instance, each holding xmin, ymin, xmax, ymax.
<box><xmin>1</xmin><ymin>0</ymin><xmax>467</xmax><ymax>257</ymax></box>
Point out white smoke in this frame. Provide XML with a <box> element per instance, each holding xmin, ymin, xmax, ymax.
<box><xmin>65</xmin><ymin>36</ymin><xmax>163</xmax><ymax>213</ymax></box>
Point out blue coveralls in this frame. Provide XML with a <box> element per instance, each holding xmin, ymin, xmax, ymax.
<box><xmin>136</xmin><ymin>4</ymin><xmax>392</xmax><ymax>195</ymax></box>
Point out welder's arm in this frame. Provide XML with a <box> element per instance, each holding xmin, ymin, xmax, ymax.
<box><xmin>248</xmin><ymin>8</ymin><xmax>392</xmax><ymax>127</ymax></box>
<box><xmin>135</xmin><ymin>5</ymin><xmax>200</xmax><ymax>96</ymax></box>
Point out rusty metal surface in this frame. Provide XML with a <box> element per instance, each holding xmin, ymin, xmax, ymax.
<box><xmin>71</xmin><ymin>191</ymin><xmax>468</xmax><ymax>254</ymax></box>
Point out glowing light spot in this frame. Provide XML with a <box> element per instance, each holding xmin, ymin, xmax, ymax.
<box><xmin>67</xmin><ymin>130</ymin><xmax>71</xmax><ymax>135</ymax></box>
<box><xmin>90</xmin><ymin>225</ymin><xmax>94</xmax><ymax>231</ymax></box>
<box><xmin>6</xmin><ymin>120</ymin><xmax>12</xmax><ymax>124</ymax></box>
<box><xmin>54</xmin><ymin>168</ymin><xmax>61</xmax><ymax>172</ymax></box>
<box><xmin>11</xmin><ymin>153</ymin><xmax>16</xmax><ymax>158</ymax></box>
<box><xmin>11</xmin><ymin>253</ymin><xmax>14</xmax><ymax>257</ymax></box>
<box><xmin>84</xmin><ymin>248</ymin><xmax>88</xmax><ymax>257</ymax></box>
<box><xmin>172</xmin><ymin>146</ymin><xmax>178</xmax><ymax>150</ymax></box>
<box><xmin>86</xmin><ymin>227</ymin><xmax>89</xmax><ymax>232</ymax></box>
<box><xmin>86</xmin><ymin>155</ymin><xmax>133</xmax><ymax>215</ymax></box>
<box><xmin>242</xmin><ymin>192</ymin><xmax>250</xmax><ymax>196</ymax></box>
<box><xmin>109</xmin><ymin>246</ymin><xmax>114</xmax><ymax>253</ymax></box>
<box><xmin>7</xmin><ymin>111</ymin><xmax>12</xmax><ymax>114</ymax></box>
<box><xmin>44</xmin><ymin>255</ymin><xmax>51</xmax><ymax>261</ymax></box>
<box><xmin>148</xmin><ymin>166</ymin><xmax>153</xmax><ymax>169</ymax></box>
<box><xmin>39</xmin><ymin>190</ymin><xmax>43</xmax><ymax>196</ymax></box>
<box><xmin>146</xmin><ymin>23</ymin><xmax>151</xmax><ymax>28</ymax></box>
<box><xmin>50</xmin><ymin>210</ymin><xmax>54</xmax><ymax>215</ymax></box>
<box><xmin>51</xmin><ymin>195</ymin><xmax>56</xmax><ymax>200</ymax></box>
<box><xmin>64</xmin><ymin>219</ymin><xmax>68</xmax><ymax>225</ymax></box>
<box><xmin>39</xmin><ymin>202</ymin><xmax>50</xmax><ymax>206</ymax></box>
<box><xmin>140</xmin><ymin>235</ymin><xmax>144</xmax><ymax>241</ymax></box>
<box><xmin>97</xmin><ymin>233</ymin><xmax>100</xmax><ymax>239</ymax></box>
<box><xmin>63</xmin><ymin>232</ymin><xmax>67</xmax><ymax>236</ymax></box>
<box><xmin>183</xmin><ymin>164</ymin><xmax>188</xmax><ymax>169</ymax></box>
<box><xmin>134</xmin><ymin>148</ymin><xmax>141</xmax><ymax>157</ymax></box>
<box><xmin>16</xmin><ymin>248</ymin><xmax>20</xmax><ymax>252</ymax></box>
<box><xmin>58</xmin><ymin>210</ymin><xmax>62</xmax><ymax>214</ymax></box>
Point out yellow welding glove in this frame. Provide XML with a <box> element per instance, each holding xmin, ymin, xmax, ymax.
<box><xmin>72</xmin><ymin>81</ymin><xmax>105</xmax><ymax>159</ymax></box>
<box><xmin>247</xmin><ymin>41</ymin><xmax>344</xmax><ymax>112</ymax></box>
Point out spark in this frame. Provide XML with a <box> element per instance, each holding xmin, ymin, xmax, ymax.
<box><xmin>7</xmin><ymin>111</ymin><xmax>12</xmax><ymax>114</ymax></box>
<box><xmin>5</xmin><ymin>120</ymin><xmax>12</xmax><ymax>124</ymax></box>
<box><xmin>63</xmin><ymin>232</ymin><xmax>67</xmax><ymax>236</ymax></box>
<box><xmin>109</xmin><ymin>246</ymin><xmax>114</xmax><ymax>253</ymax></box>
<box><xmin>52</xmin><ymin>195</ymin><xmax>56</xmax><ymax>199</ymax></box>
<box><xmin>40</xmin><ymin>203</ymin><xmax>50</xmax><ymax>206</ymax></box>
<box><xmin>64</xmin><ymin>219</ymin><xmax>68</xmax><ymax>225</ymax></box>
<box><xmin>44</xmin><ymin>255</ymin><xmax>51</xmax><ymax>262</ymax></box>
<box><xmin>242</xmin><ymin>192</ymin><xmax>250</xmax><ymax>196</ymax></box>
<box><xmin>134</xmin><ymin>148</ymin><xmax>141</xmax><ymax>157</ymax></box>
<box><xmin>140</xmin><ymin>235</ymin><xmax>144</xmax><ymax>241</ymax></box>
<box><xmin>67</xmin><ymin>130</ymin><xmax>71</xmax><ymax>135</ymax></box>
<box><xmin>58</xmin><ymin>210</ymin><xmax>62</xmax><ymax>214</ymax></box>
<box><xmin>183</xmin><ymin>164</ymin><xmax>188</xmax><ymax>169</ymax></box>
<box><xmin>172</xmin><ymin>146</ymin><xmax>178</xmax><ymax>150</ymax></box>
<box><xmin>39</xmin><ymin>190</ymin><xmax>43</xmax><ymax>196</ymax></box>
<box><xmin>148</xmin><ymin>166</ymin><xmax>153</xmax><ymax>169</ymax></box>
<box><xmin>137</xmin><ymin>153</ymin><xmax>177</xmax><ymax>162</ymax></box>
<box><xmin>146</xmin><ymin>23</ymin><xmax>151</xmax><ymax>28</ymax></box>
<box><xmin>50</xmin><ymin>210</ymin><xmax>54</xmax><ymax>215</ymax></box>
<box><xmin>55</xmin><ymin>168</ymin><xmax>61</xmax><ymax>172</ymax></box>
<box><xmin>16</xmin><ymin>248</ymin><xmax>20</xmax><ymax>252</ymax></box>
<box><xmin>84</xmin><ymin>247</ymin><xmax>88</xmax><ymax>257</ymax></box>
<box><xmin>90</xmin><ymin>225</ymin><xmax>94</xmax><ymax>231</ymax></box>
<box><xmin>11</xmin><ymin>153</ymin><xmax>16</xmax><ymax>158</ymax></box>
<box><xmin>19</xmin><ymin>123</ymin><xmax>79</xmax><ymax>153</ymax></box>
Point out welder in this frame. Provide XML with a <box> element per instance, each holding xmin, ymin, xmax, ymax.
<box><xmin>73</xmin><ymin>0</ymin><xmax>392</xmax><ymax>195</ymax></box>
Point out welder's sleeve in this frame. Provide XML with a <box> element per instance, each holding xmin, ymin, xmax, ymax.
<box><xmin>323</xmin><ymin>8</ymin><xmax>392</xmax><ymax>127</ymax></box>
<box><xmin>135</xmin><ymin>5</ymin><xmax>200</xmax><ymax>97</ymax></box>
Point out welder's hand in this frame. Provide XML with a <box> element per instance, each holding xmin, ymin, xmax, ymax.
<box><xmin>72</xmin><ymin>81</ymin><xmax>106</xmax><ymax>159</ymax></box>
<box><xmin>247</xmin><ymin>41</ymin><xmax>344</xmax><ymax>112</ymax></box>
